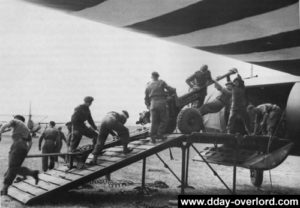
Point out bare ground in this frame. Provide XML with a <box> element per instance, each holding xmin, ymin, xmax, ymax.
<box><xmin>1</xmin><ymin>133</ymin><xmax>300</xmax><ymax>208</ymax></box>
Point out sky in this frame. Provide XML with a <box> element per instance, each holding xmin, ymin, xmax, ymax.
<box><xmin>0</xmin><ymin>0</ymin><xmax>299</xmax><ymax>125</ymax></box>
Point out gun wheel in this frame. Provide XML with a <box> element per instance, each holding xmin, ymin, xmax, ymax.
<box><xmin>250</xmin><ymin>169</ymin><xmax>264</xmax><ymax>187</ymax></box>
<box><xmin>177</xmin><ymin>108</ymin><xmax>204</xmax><ymax>134</ymax></box>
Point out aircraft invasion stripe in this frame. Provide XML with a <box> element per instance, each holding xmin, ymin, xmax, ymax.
<box><xmin>126</xmin><ymin>0</ymin><xmax>298</xmax><ymax>37</ymax></box>
<box><xmin>166</xmin><ymin>4</ymin><xmax>299</xmax><ymax>47</ymax></box>
<box><xmin>196</xmin><ymin>30</ymin><xmax>300</xmax><ymax>55</ymax></box>
<box><xmin>250</xmin><ymin>59</ymin><xmax>300</xmax><ymax>76</ymax></box>
<box><xmin>25</xmin><ymin>0</ymin><xmax>107</xmax><ymax>11</ymax></box>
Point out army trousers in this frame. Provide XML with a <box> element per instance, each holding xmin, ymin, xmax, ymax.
<box><xmin>3</xmin><ymin>140</ymin><xmax>36</xmax><ymax>187</ymax></box>
<box><xmin>150</xmin><ymin>99</ymin><xmax>169</xmax><ymax>139</ymax></box>
<box><xmin>92</xmin><ymin>118</ymin><xmax>129</xmax><ymax>156</ymax></box>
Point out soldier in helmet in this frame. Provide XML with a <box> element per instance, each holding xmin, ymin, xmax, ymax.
<box><xmin>69</xmin><ymin>96</ymin><xmax>98</xmax><ymax>152</ymax></box>
<box><xmin>0</xmin><ymin>115</ymin><xmax>39</xmax><ymax>195</ymax></box>
<box><xmin>145</xmin><ymin>72</ymin><xmax>176</xmax><ymax>143</ymax></box>
<box><xmin>186</xmin><ymin>65</ymin><xmax>213</xmax><ymax>108</ymax></box>
<box><xmin>227</xmin><ymin>74</ymin><xmax>251</xmax><ymax>134</ymax></box>
<box><xmin>90</xmin><ymin>110</ymin><xmax>132</xmax><ymax>164</ymax></box>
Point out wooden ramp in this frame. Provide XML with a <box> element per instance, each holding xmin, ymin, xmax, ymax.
<box><xmin>7</xmin><ymin>134</ymin><xmax>184</xmax><ymax>205</ymax></box>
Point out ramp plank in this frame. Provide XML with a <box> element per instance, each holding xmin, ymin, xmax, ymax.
<box><xmin>7</xmin><ymin>133</ymin><xmax>184</xmax><ymax>205</ymax></box>
<box><xmin>46</xmin><ymin>170</ymin><xmax>82</xmax><ymax>181</ymax></box>
<box><xmin>26</xmin><ymin>178</ymin><xmax>59</xmax><ymax>191</ymax></box>
<box><xmin>8</xmin><ymin>186</ymin><xmax>34</xmax><ymax>204</ymax></box>
<box><xmin>12</xmin><ymin>182</ymin><xmax>47</xmax><ymax>196</ymax></box>
<box><xmin>39</xmin><ymin>174</ymin><xmax>70</xmax><ymax>186</ymax></box>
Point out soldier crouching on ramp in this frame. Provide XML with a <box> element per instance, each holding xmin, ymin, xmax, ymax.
<box><xmin>0</xmin><ymin>115</ymin><xmax>39</xmax><ymax>196</ymax></box>
<box><xmin>145</xmin><ymin>71</ymin><xmax>176</xmax><ymax>143</ymax></box>
<box><xmin>70</xmin><ymin>96</ymin><xmax>98</xmax><ymax>152</ymax></box>
<box><xmin>90</xmin><ymin>111</ymin><xmax>132</xmax><ymax>164</ymax></box>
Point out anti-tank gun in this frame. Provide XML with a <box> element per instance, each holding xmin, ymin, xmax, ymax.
<box><xmin>136</xmin><ymin>69</ymin><xmax>238</xmax><ymax>134</ymax></box>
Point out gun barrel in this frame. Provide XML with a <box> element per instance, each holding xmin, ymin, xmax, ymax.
<box><xmin>215</xmin><ymin>68</ymin><xmax>238</xmax><ymax>81</ymax></box>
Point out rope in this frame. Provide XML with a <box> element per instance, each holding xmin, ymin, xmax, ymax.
<box><xmin>265</xmin><ymin>110</ymin><xmax>286</xmax><ymax>191</ymax></box>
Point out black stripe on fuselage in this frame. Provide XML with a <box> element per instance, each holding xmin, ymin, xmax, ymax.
<box><xmin>24</xmin><ymin>0</ymin><xmax>107</xmax><ymax>11</ymax></box>
<box><xmin>196</xmin><ymin>30</ymin><xmax>300</xmax><ymax>55</ymax></box>
<box><xmin>127</xmin><ymin>0</ymin><xmax>298</xmax><ymax>37</ymax></box>
<box><xmin>251</xmin><ymin>59</ymin><xmax>300</xmax><ymax>77</ymax></box>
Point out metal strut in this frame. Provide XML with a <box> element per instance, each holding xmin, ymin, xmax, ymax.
<box><xmin>155</xmin><ymin>153</ymin><xmax>181</xmax><ymax>183</ymax></box>
<box><xmin>191</xmin><ymin>144</ymin><xmax>234</xmax><ymax>194</ymax></box>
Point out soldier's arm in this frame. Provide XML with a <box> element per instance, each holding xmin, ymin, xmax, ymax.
<box><xmin>214</xmin><ymin>80</ymin><xmax>223</xmax><ymax>91</ymax></box>
<box><xmin>206</xmin><ymin>71</ymin><xmax>213</xmax><ymax>84</ymax></box>
<box><xmin>253</xmin><ymin>115</ymin><xmax>259</xmax><ymax>135</ymax></box>
<box><xmin>27</xmin><ymin>134</ymin><xmax>33</xmax><ymax>152</ymax></box>
<box><xmin>0</xmin><ymin>123</ymin><xmax>11</xmax><ymax>133</ymax></box>
<box><xmin>87</xmin><ymin>110</ymin><xmax>97</xmax><ymax>130</ymax></box>
<box><xmin>144</xmin><ymin>88</ymin><xmax>150</xmax><ymax>109</ymax></box>
<box><xmin>185</xmin><ymin>74</ymin><xmax>195</xmax><ymax>88</ymax></box>
<box><xmin>38</xmin><ymin>133</ymin><xmax>44</xmax><ymax>151</ymax></box>
<box><xmin>0</xmin><ymin>121</ymin><xmax>14</xmax><ymax>141</ymax></box>
<box><xmin>62</xmin><ymin>133</ymin><xmax>67</xmax><ymax>144</ymax></box>
<box><xmin>109</xmin><ymin>130</ymin><xmax>117</xmax><ymax>136</ymax></box>
<box><xmin>261</xmin><ymin>113</ymin><xmax>269</xmax><ymax>126</ymax></box>
<box><xmin>163</xmin><ymin>81</ymin><xmax>176</xmax><ymax>94</ymax></box>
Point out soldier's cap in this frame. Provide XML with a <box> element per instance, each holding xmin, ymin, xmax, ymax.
<box><xmin>14</xmin><ymin>115</ymin><xmax>25</xmax><ymax>122</ymax></box>
<box><xmin>151</xmin><ymin>71</ymin><xmax>159</xmax><ymax>78</ymax></box>
<box><xmin>200</xmin><ymin>65</ymin><xmax>208</xmax><ymax>71</ymax></box>
<box><xmin>84</xmin><ymin>96</ymin><xmax>94</xmax><ymax>104</ymax></box>
<box><xmin>49</xmin><ymin>121</ymin><xmax>56</xmax><ymax>126</ymax></box>
<box><xmin>122</xmin><ymin>110</ymin><xmax>129</xmax><ymax>118</ymax></box>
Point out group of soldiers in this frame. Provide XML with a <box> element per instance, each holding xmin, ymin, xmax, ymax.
<box><xmin>0</xmin><ymin>66</ymin><xmax>282</xmax><ymax>196</ymax></box>
<box><xmin>145</xmin><ymin>65</ymin><xmax>282</xmax><ymax>141</ymax></box>
<box><xmin>0</xmin><ymin>96</ymin><xmax>133</xmax><ymax>195</ymax></box>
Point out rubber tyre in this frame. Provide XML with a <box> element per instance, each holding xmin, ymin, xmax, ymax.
<box><xmin>177</xmin><ymin>108</ymin><xmax>204</xmax><ymax>134</ymax></box>
<box><xmin>250</xmin><ymin>169</ymin><xmax>264</xmax><ymax>187</ymax></box>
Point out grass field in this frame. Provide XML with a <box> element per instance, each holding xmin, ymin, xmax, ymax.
<box><xmin>1</xmin><ymin>127</ymin><xmax>300</xmax><ymax>208</ymax></box>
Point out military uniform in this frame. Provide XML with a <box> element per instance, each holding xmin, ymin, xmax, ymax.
<box><xmin>70</xmin><ymin>104</ymin><xmax>98</xmax><ymax>151</ymax></box>
<box><xmin>227</xmin><ymin>83</ymin><xmax>251</xmax><ymax>134</ymax></box>
<box><xmin>266</xmin><ymin>105</ymin><xmax>281</xmax><ymax>136</ymax></box>
<box><xmin>199</xmin><ymin>82</ymin><xmax>232</xmax><ymax>120</ymax></box>
<box><xmin>186</xmin><ymin>67</ymin><xmax>212</xmax><ymax>108</ymax></box>
<box><xmin>54</xmin><ymin>130</ymin><xmax>67</xmax><ymax>161</ymax></box>
<box><xmin>92</xmin><ymin>112</ymin><xmax>130</xmax><ymax>156</ymax></box>
<box><xmin>0</xmin><ymin>119</ymin><xmax>39</xmax><ymax>195</ymax></box>
<box><xmin>252</xmin><ymin>104</ymin><xmax>281</xmax><ymax>136</ymax></box>
<box><xmin>145</xmin><ymin>80</ymin><xmax>175</xmax><ymax>141</ymax></box>
<box><xmin>39</xmin><ymin>127</ymin><xmax>59</xmax><ymax>171</ymax></box>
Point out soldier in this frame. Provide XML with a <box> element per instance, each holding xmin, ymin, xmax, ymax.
<box><xmin>227</xmin><ymin>74</ymin><xmax>251</xmax><ymax>135</ymax></box>
<box><xmin>247</xmin><ymin>103</ymin><xmax>281</xmax><ymax>136</ymax></box>
<box><xmin>65</xmin><ymin>122</ymin><xmax>72</xmax><ymax>148</ymax></box>
<box><xmin>145</xmin><ymin>71</ymin><xmax>176</xmax><ymax>143</ymax></box>
<box><xmin>54</xmin><ymin>126</ymin><xmax>67</xmax><ymax>162</ymax></box>
<box><xmin>90</xmin><ymin>111</ymin><xmax>132</xmax><ymax>164</ymax></box>
<box><xmin>70</xmin><ymin>96</ymin><xmax>98</xmax><ymax>152</ymax></box>
<box><xmin>39</xmin><ymin>121</ymin><xmax>59</xmax><ymax>172</ymax></box>
<box><xmin>0</xmin><ymin>115</ymin><xmax>39</xmax><ymax>196</ymax></box>
<box><xmin>199</xmin><ymin>79</ymin><xmax>233</xmax><ymax>123</ymax></box>
<box><xmin>186</xmin><ymin>65</ymin><xmax>213</xmax><ymax>108</ymax></box>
